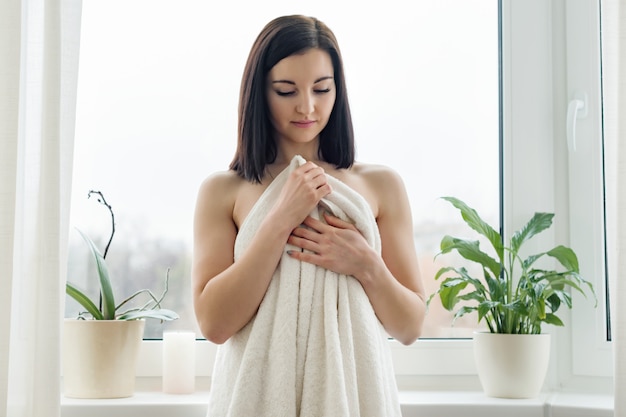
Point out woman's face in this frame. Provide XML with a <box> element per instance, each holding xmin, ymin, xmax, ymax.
<box><xmin>266</xmin><ymin>48</ymin><xmax>336</xmax><ymax>147</ymax></box>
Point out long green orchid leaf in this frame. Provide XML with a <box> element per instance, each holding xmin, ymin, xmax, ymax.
<box><xmin>76</xmin><ymin>228</ymin><xmax>116</xmax><ymax>320</ymax></box>
<box><xmin>116</xmin><ymin>308</ymin><xmax>180</xmax><ymax>321</ymax></box>
<box><xmin>65</xmin><ymin>282</ymin><xmax>104</xmax><ymax>320</ymax></box>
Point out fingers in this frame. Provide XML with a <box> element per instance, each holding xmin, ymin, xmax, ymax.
<box><xmin>297</xmin><ymin>214</ymin><xmax>355</xmax><ymax>233</ymax></box>
<box><xmin>288</xmin><ymin>215</ymin><xmax>356</xmax><ymax>252</ymax></box>
<box><xmin>300</xmin><ymin>215</ymin><xmax>325</xmax><ymax>231</ymax></box>
<box><xmin>288</xmin><ymin>219</ymin><xmax>325</xmax><ymax>254</ymax></box>
<box><xmin>299</xmin><ymin>161</ymin><xmax>323</xmax><ymax>174</ymax></box>
<box><xmin>286</xmin><ymin>215</ymin><xmax>367</xmax><ymax>276</ymax></box>
<box><xmin>290</xmin><ymin>221</ymin><xmax>323</xmax><ymax>242</ymax></box>
<box><xmin>297</xmin><ymin>162</ymin><xmax>332</xmax><ymax>194</ymax></box>
<box><xmin>287</xmin><ymin>233</ymin><xmax>319</xmax><ymax>254</ymax></box>
<box><xmin>322</xmin><ymin>212</ymin><xmax>356</xmax><ymax>230</ymax></box>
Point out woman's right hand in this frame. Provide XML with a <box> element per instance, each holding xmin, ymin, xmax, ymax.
<box><xmin>270</xmin><ymin>161</ymin><xmax>332</xmax><ymax>228</ymax></box>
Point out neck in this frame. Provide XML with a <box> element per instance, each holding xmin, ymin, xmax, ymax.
<box><xmin>275</xmin><ymin>142</ymin><xmax>320</xmax><ymax>165</ymax></box>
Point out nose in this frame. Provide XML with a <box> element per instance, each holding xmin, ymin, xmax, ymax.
<box><xmin>296</xmin><ymin>92</ymin><xmax>314</xmax><ymax>115</ymax></box>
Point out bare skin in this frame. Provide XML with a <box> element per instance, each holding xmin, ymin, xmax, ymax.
<box><xmin>192</xmin><ymin>154</ymin><xmax>426</xmax><ymax>345</ymax></box>
<box><xmin>192</xmin><ymin>48</ymin><xmax>426</xmax><ymax>346</ymax></box>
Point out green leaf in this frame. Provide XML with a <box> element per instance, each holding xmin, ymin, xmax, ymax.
<box><xmin>536</xmin><ymin>297</ymin><xmax>546</xmax><ymax>320</ymax></box>
<box><xmin>532</xmin><ymin>282</ymin><xmax>546</xmax><ymax>299</ymax></box>
<box><xmin>543</xmin><ymin>313</ymin><xmax>564</xmax><ymax>326</ymax></box>
<box><xmin>452</xmin><ymin>305</ymin><xmax>477</xmax><ymax>325</ymax></box>
<box><xmin>511</xmin><ymin>212</ymin><xmax>554</xmax><ymax>254</ymax></box>
<box><xmin>439</xmin><ymin>236</ymin><xmax>502</xmax><ymax>279</ymax></box>
<box><xmin>505</xmin><ymin>299</ymin><xmax>528</xmax><ymax>315</ymax></box>
<box><xmin>522</xmin><ymin>253</ymin><xmax>545</xmax><ymax>270</ymax></box>
<box><xmin>441</xmin><ymin>197</ymin><xmax>503</xmax><ymax>259</ymax></box>
<box><xmin>546</xmin><ymin>292</ymin><xmax>564</xmax><ymax>311</ymax></box>
<box><xmin>430</xmin><ymin>197</ymin><xmax>597</xmax><ymax>334</ymax></box>
<box><xmin>65</xmin><ymin>282</ymin><xmax>104</xmax><ymax>320</ymax></box>
<box><xmin>544</xmin><ymin>274</ymin><xmax>587</xmax><ymax>297</ymax></box>
<box><xmin>477</xmin><ymin>300</ymin><xmax>500</xmax><ymax>322</ymax></box>
<box><xmin>457</xmin><ymin>291</ymin><xmax>487</xmax><ymax>303</ymax></box>
<box><xmin>116</xmin><ymin>308</ymin><xmax>180</xmax><ymax>321</ymax></box>
<box><xmin>76</xmin><ymin>228</ymin><xmax>116</xmax><ymax>320</ymax></box>
<box><xmin>546</xmin><ymin>245</ymin><xmax>580</xmax><ymax>272</ymax></box>
<box><xmin>434</xmin><ymin>266</ymin><xmax>458</xmax><ymax>281</ymax></box>
<box><xmin>484</xmin><ymin>272</ymin><xmax>504</xmax><ymax>303</ymax></box>
<box><xmin>439</xmin><ymin>279</ymin><xmax>469</xmax><ymax>311</ymax></box>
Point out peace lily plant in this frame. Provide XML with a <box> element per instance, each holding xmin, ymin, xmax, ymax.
<box><xmin>428</xmin><ymin>196</ymin><xmax>596</xmax><ymax>334</ymax></box>
<box><xmin>66</xmin><ymin>191</ymin><xmax>179</xmax><ymax>322</ymax></box>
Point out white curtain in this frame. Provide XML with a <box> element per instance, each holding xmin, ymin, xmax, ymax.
<box><xmin>609</xmin><ymin>0</ymin><xmax>626</xmax><ymax>414</ymax></box>
<box><xmin>0</xmin><ymin>0</ymin><xmax>81</xmax><ymax>416</ymax></box>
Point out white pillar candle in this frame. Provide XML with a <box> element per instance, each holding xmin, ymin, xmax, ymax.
<box><xmin>162</xmin><ymin>331</ymin><xmax>196</xmax><ymax>394</ymax></box>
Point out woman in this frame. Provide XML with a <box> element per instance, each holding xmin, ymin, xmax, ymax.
<box><xmin>192</xmin><ymin>15</ymin><xmax>426</xmax><ymax>417</ymax></box>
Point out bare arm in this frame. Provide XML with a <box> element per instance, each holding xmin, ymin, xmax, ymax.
<box><xmin>192</xmin><ymin>163</ymin><xmax>331</xmax><ymax>344</ymax></box>
<box><xmin>287</xmin><ymin>167</ymin><xmax>426</xmax><ymax>345</ymax></box>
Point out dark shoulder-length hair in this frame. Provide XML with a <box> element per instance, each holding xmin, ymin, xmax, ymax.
<box><xmin>229</xmin><ymin>15</ymin><xmax>355</xmax><ymax>183</ymax></box>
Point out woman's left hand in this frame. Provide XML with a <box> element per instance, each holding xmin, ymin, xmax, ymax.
<box><xmin>286</xmin><ymin>213</ymin><xmax>375</xmax><ymax>278</ymax></box>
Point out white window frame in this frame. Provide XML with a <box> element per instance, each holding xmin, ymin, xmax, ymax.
<box><xmin>131</xmin><ymin>0</ymin><xmax>612</xmax><ymax>388</ymax></box>
<box><xmin>565</xmin><ymin>0</ymin><xmax>612</xmax><ymax>378</ymax></box>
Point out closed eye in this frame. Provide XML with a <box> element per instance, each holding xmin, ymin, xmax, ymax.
<box><xmin>274</xmin><ymin>88</ymin><xmax>331</xmax><ymax>97</ymax></box>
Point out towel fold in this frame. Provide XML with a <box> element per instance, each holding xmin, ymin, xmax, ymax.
<box><xmin>207</xmin><ymin>155</ymin><xmax>401</xmax><ymax>417</ymax></box>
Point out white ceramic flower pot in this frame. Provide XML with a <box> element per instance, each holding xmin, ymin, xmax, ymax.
<box><xmin>63</xmin><ymin>319</ymin><xmax>145</xmax><ymax>398</ymax></box>
<box><xmin>473</xmin><ymin>331</ymin><xmax>551</xmax><ymax>399</ymax></box>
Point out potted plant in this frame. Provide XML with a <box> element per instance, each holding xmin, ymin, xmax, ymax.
<box><xmin>63</xmin><ymin>190</ymin><xmax>179</xmax><ymax>399</ymax></box>
<box><xmin>427</xmin><ymin>196</ymin><xmax>596</xmax><ymax>398</ymax></box>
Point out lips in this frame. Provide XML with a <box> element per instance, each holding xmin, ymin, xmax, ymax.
<box><xmin>292</xmin><ymin>120</ymin><xmax>316</xmax><ymax>128</ymax></box>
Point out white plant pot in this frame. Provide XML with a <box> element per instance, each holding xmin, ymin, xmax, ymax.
<box><xmin>63</xmin><ymin>319</ymin><xmax>145</xmax><ymax>399</ymax></box>
<box><xmin>473</xmin><ymin>331</ymin><xmax>551</xmax><ymax>399</ymax></box>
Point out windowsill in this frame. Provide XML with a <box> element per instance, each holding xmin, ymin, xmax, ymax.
<box><xmin>60</xmin><ymin>387</ymin><xmax>613</xmax><ymax>417</ymax></box>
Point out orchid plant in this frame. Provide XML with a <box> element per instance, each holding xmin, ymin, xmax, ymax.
<box><xmin>66</xmin><ymin>191</ymin><xmax>179</xmax><ymax>321</ymax></box>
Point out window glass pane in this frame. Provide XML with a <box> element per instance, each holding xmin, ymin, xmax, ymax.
<box><xmin>65</xmin><ymin>0</ymin><xmax>499</xmax><ymax>339</ymax></box>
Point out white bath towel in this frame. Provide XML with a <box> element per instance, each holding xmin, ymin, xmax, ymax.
<box><xmin>207</xmin><ymin>155</ymin><xmax>401</xmax><ymax>417</ymax></box>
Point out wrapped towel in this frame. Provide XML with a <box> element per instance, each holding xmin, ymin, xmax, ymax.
<box><xmin>207</xmin><ymin>155</ymin><xmax>401</xmax><ymax>417</ymax></box>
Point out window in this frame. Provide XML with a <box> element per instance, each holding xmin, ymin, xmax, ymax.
<box><xmin>66</xmin><ymin>0</ymin><xmax>611</xmax><ymax>386</ymax></box>
<box><xmin>66</xmin><ymin>0</ymin><xmax>500</xmax><ymax>341</ymax></box>
<box><xmin>565</xmin><ymin>0</ymin><xmax>612</xmax><ymax>377</ymax></box>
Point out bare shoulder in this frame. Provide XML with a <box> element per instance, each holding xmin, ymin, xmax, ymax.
<box><xmin>198</xmin><ymin>170</ymin><xmax>243</xmax><ymax>194</ymax></box>
<box><xmin>350</xmin><ymin>162</ymin><xmax>410</xmax><ymax>220</ymax></box>
<box><xmin>351</xmin><ymin>162</ymin><xmax>407</xmax><ymax>195</ymax></box>
<box><xmin>196</xmin><ymin>170</ymin><xmax>271</xmax><ymax>229</ymax></box>
<box><xmin>195</xmin><ymin>170</ymin><xmax>243</xmax><ymax>217</ymax></box>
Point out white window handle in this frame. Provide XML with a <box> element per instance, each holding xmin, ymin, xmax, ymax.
<box><xmin>566</xmin><ymin>92</ymin><xmax>587</xmax><ymax>152</ymax></box>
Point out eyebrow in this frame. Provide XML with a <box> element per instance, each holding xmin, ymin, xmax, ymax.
<box><xmin>271</xmin><ymin>76</ymin><xmax>334</xmax><ymax>85</ymax></box>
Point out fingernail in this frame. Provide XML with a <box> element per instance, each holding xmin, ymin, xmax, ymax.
<box><xmin>286</xmin><ymin>250</ymin><xmax>294</xmax><ymax>255</ymax></box>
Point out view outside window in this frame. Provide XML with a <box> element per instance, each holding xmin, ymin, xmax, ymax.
<box><xmin>65</xmin><ymin>0</ymin><xmax>499</xmax><ymax>339</ymax></box>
